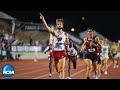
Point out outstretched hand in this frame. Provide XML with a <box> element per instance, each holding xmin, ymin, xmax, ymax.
<box><xmin>39</xmin><ymin>13</ymin><xmax>44</xmax><ymax>20</ymax></box>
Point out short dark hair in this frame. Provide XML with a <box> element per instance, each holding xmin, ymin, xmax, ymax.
<box><xmin>56</xmin><ymin>19</ymin><xmax>64</xmax><ymax>24</ymax></box>
<box><xmin>87</xmin><ymin>27</ymin><xmax>94</xmax><ymax>31</ymax></box>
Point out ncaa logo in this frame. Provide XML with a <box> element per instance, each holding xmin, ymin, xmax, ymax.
<box><xmin>2</xmin><ymin>64</ymin><xmax>15</xmax><ymax>77</ymax></box>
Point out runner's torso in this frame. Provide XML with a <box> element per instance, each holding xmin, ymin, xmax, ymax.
<box><xmin>85</xmin><ymin>38</ymin><xmax>98</xmax><ymax>54</ymax></box>
<box><xmin>53</xmin><ymin>31</ymin><xmax>65</xmax><ymax>51</ymax></box>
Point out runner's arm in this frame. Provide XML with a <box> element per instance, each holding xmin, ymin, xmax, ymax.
<box><xmin>40</xmin><ymin>14</ymin><xmax>55</xmax><ymax>36</ymax></box>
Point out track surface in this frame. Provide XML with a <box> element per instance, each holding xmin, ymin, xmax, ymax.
<box><xmin>0</xmin><ymin>59</ymin><xmax>120</xmax><ymax>79</ymax></box>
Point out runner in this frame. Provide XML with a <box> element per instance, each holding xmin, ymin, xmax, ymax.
<box><xmin>110</xmin><ymin>42</ymin><xmax>118</xmax><ymax>68</ymax></box>
<box><xmin>84</xmin><ymin>27</ymin><xmax>99</xmax><ymax>79</ymax></box>
<box><xmin>40</xmin><ymin>14</ymin><xmax>69</xmax><ymax>79</ymax></box>
<box><xmin>114</xmin><ymin>43</ymin><xmax>120</xmax><ymax>68</ymax></box>
<box><xmin>100</xmin><ymin>38</ymin><xmax>109</xmax><ymax>75</ymax></box>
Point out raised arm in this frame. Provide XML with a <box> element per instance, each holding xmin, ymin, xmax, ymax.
<box><xmin>39</xmin><ymin>13</ymin><xmax>54</xmax><ymax>35</ymax></box>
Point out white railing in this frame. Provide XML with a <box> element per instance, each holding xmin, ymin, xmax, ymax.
<box><xmin>11</xmin><ymin>46</ymin><xmax>42</xmax><ymax>52</ymax></box>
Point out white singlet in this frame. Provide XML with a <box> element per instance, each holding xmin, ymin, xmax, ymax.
<box><xmin>100</xmin><ymin>44</ymin><xmax>109</xmax><ymax>61</ymax></box>
<box><xmin>53</xmin><ymin>31</ymin><xmax>65</xmax><ymax>51</ymax></box>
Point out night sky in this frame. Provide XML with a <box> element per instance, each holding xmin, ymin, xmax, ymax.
<box><xmin>3</xmin><ymin>11</ymin><xmax>120</xmax><ymax>42</ymax></box>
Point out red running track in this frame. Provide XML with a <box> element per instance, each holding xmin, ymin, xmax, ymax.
<box><xmin>0</xmin><ymin>59</ymin><xmax>120</xmax><ymax>79</ymax></box>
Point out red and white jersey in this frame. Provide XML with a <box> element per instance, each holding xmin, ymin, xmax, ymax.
<box><xmin>53</xmin><ymin>31</ymin><xmax>66</xmax><ymax>51</ymax></box>
<box><xmin>67</xmin><ymin>46</ymin><xmax>77</xmax><ymax>56</ymax></box>
<box><xmin>85</xmin><ymin>38</ymin><xmax>98</xmax><ymax>54</ymax></box>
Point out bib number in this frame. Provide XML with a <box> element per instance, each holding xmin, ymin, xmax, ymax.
<box><xmin>88</xmin><ymin>48</ymin><xmax>95</xmax><ymax>52</ymax></box>
<box><xmin>55</xmin><ymin>43</ymin><xmax>62</xmax><ymax>49</ymax></box>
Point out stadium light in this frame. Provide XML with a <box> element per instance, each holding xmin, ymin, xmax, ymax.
<box><xmin>82</xmin><ymin>16</ymin><xmax>85</xmax><ymax>21</ymax></box>
<box><xmin>71</xmin><ymin>28</ymin><xmax>75</xmax><ymax>32</ymax></box>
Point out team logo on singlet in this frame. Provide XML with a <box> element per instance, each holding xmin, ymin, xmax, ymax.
<box><xmin>103</xmin><ymin>48</ymin><xmax>107</xmax><ymax>52</ymax></box>
<box><xmin>53</xmin><ymin>31</ymin><xmax>65</xmax><ymax>51</ymax></box>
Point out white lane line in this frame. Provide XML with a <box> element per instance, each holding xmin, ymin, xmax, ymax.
<box><xmin>0</xmin><ymin>62</ymin><xmax>50</xmax><ymax>75</ymax></box>
<box><xmin>2</xmin><ymin>67</ymin><xmax>48</xmax><ymax>79</ymax></box>
<box><xmin>33</xmin><ymin>62</ymin><xmax>85</xmax><ymax>79</ymax></box>
<box><xmin>65</xmin><ymin>69</ymin><xmax>86</xmax><ymax>79</ymax></box>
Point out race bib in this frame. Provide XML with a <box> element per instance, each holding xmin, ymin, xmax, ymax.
<box><xmin>88</xmin><ymin>48</ymin><xmax>95</xmax><ymax>52</ymax></box>
<box><xmin>70</xmin><ymin>50</ymin><xmax>74</xmax><ymax>55</ymax></box>
<box><xmin>103</xmin><ymin>48</ymin><xmax>107</xmax><ymax>54</ymax></box>
<box><xmin>54</xmin><ymin>43</ymin><xmax>63</xmax><ymax>49</ymax></box>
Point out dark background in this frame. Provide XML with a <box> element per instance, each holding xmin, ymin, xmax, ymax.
<box><xmin>2</xmin><ymin>10</ymin><xmax>120</xmax><ymax>42</ymax></box>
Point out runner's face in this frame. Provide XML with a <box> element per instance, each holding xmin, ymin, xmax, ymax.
<box><xmin>56</xmin><ymin>21</ymin><xmax>63</xmax><ymax>30</ymax></box>
<box><xmin>87</xmin><ymin>29</ymin><xmax>93</xmax><ymax>37</ymax></box>
<box><xmin>100</xmin><ymin>40</ymin><xmax>103</xmax><ymax>44</ymax></box>
<box><xmin>104</xmin><ymin>39</ymin><xmax>107</xmax><ymax>43</ymax></box>
<box><xmin>95</xmin><ymin>37</ymin><xmax>99</xmax><ymax>42</ymax></box>
<box><xmin>113</xmin><ymin>42</ymin><xmax>116</xmax><ymax>45</ymax></box>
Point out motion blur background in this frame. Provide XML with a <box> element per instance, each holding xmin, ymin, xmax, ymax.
<box><xmin>0</xmin><ymin>11</ymin><xmax>120</xmax><ymax>60</ymax></box>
